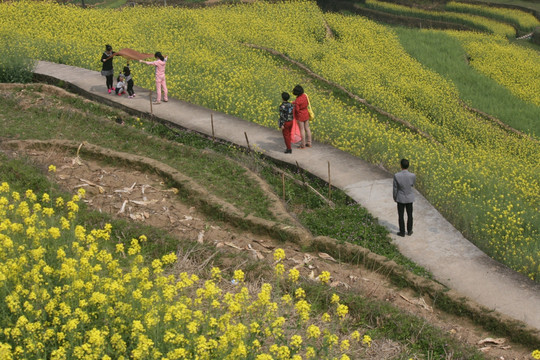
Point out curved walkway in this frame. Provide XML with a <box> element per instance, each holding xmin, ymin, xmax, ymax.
<box><xmin>34</xmin><ymin>61</ymin><xmax>540</xmax><ymax>331</ymax></box>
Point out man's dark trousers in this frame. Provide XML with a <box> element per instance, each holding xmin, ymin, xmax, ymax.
<box><xmin>397</xmin><ymin>202</ymin><xmax>413</xmax><ymax>234</ymax></box>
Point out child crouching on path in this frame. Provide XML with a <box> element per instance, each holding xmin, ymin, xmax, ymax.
<box><xmin>115</xmin><ymin>74</ymin><xmax>126</xmax><ymax>96</ymax></box>
<box><xmin>279</xmin><ymin>92</ymin><xmax>294</xmax><ymax>154</ymax></box>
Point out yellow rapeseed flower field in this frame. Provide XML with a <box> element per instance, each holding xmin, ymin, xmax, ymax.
<box><xmin>449</xmin><ymin>31</ymin><xmax>540</xmax><ymax>106</ymax></box>
<box><xmin>363</xmin><ymin>0</ymin><xmax>516</xmax><ymax>36</ymax></box>
<box><xmin>446</xmin><ymin>1</ymin><xmax>540</xmax><ymax>32</ymax></box>
<box><xmin>0</xmin><ymin>181</ymin><xmax>369</xmax><ymax>358</ymax></box>
<box><xmin>0</xmin><ymin>0</ymin><xmax>538</xmax><ymax>281</ymax></box>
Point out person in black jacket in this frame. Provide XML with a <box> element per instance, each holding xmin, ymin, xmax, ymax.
<box><xmin>123</xmin><ymin>64</ymin><xmax>135</xmax><ymax>98</ymax></box>
<box><xmin>278</xmin><ymin>92</ymin><xmax>294</xmax><ymax>154</ymax></box>
<box><xmin>101</xmin><ymin>45</ymin><xmax>116</xmax><ymax>94</ymax></box>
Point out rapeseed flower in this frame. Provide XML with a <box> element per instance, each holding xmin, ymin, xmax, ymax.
<box><xmin>319</xmin><ymin>271</ymin><xmax>331</xmax><ymax>284</ymax></box>
<box><xmin>233</xmin><ymin>269</ymin><xmax>245</xmax><ymax>283</ymax></box>
<box><xmin>336</xmin><ymin>303</ymin><xmax>349</xmax><ymax>319</ymax></box>
<box><xmin>288</xmin><ymin>268</ymin><xmax>300</xmax><ymax>283</ymax></box>
<box><xmin>273</xmin><ymin>248</ymin><xmax>286</xmax><ymax>262</ymax></box>
<box><xmin>363</xmin><ymin>335</ymin><xmax>372</xmax><ymax>347</ymax></box>
<box><xmin>307</xmin><ymin>325</ymin><xmax>320</xmax><ymax>339</ymax></box>
<box><xmin>275</xmin><ymin>263</ymin><xmax>285</xmax><ymax>277</ymax></box>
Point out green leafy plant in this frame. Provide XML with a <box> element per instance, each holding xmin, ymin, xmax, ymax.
<box><xmin>0</xmin><ymin>35</ymin><xmax>35</xmax><ymax>83</ymax></box>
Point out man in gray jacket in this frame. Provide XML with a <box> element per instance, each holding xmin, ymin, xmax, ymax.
<box><xmin>393</xmin><ymin>159</ymin><xmax>416</xmax><ymax>237</ymax></box>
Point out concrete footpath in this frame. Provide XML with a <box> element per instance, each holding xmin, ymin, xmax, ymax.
<box><xmin>34</xmin><ymin>61</ymin><xmax>540</xmax><ymax>331</ymax></box>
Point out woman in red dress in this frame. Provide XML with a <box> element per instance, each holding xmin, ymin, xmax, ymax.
<box><xmin>292</xmin><ymin>85</ymin><xmax>312</xmax><ymax>148</ymax></box>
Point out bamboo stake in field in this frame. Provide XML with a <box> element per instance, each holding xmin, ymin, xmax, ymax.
<box><xmin>149</xmin><ymin>90</ymin><xmax>153</xmax><ymax>114</ymax></box>
<box><xmin>296</xmin><ymin>161</ymin><xmax>307</xmax><ymax>190</ymax></box>
<box><xmin>271</xmin><ymin>165</ymin><xmax>335</xmax><ymax>208</ymax></box>
<box><xmin>282</xmin><ymin>172</ymin><xmax>285</xmax><ymax>200</ymax></box>
<box><xmin>211</xmin><ymin>114</ymin><xmax>215</xmax><ymax>142</ymax></box>
<box><xmin>328</xmin><ymin>161</ymin><xmax>332</xmax><ymax>200</ymax></box>
<box><xmin>244</xmin><ymin>132</ymin><xmax>251</xmax><ymax>152</ymax></box>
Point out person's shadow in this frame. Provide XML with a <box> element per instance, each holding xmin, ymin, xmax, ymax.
<box><xmin>254</xmin><ymin>133</ymin><xmax>290</xmax><ymax>153</ymax></box>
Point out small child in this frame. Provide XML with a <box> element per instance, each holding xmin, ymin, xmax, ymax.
<box><xmin>115</xmin><ymin>74</ymin><xmax>126</xmax><ymax>96</ymax></box>
<box><xmin>279</xmin><ymin>92</ymin><xmax>294</xmax><ymax>154</ymax></box>
<box><xmin>123</xmin><ymin>64</ymin><xmax>135</xmax><ymax>98</ymax></box>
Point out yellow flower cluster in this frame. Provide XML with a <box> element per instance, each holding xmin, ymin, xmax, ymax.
<box><xmin>0</xmin><ymin>1</ymin><xmax>538</xmax><ymax>280</ymax></box>
<box><xmin>0</xmin><ymin>186</ymin><xmax>374</xmax><ymax>358</ymax></box>
<box><xmin>450</xmin><ymin>31</ymin><xmax>540</xmax><ymax>106</ymax></box>
<box><xmin>363</xmin><ymin>0</ymin><xmax>516</xmax><ymax>36</ymax></box>
<box><xmin>445</xmin><ymin>1</ymin><xmax>540</xmax><ymax>31</ymax></box>
<box><xmin>318</xmin><ymin>271</ymin><xmax>331</xmax><ymax>284</ymax></box>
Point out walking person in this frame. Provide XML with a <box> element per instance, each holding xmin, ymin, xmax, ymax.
<box><xmin>292</xmin><ymin>85</ymin><xmax>312</xmax><ymax>149</ymax></box>
<box><xmin>139</xmin><ymin>52</ymin><xmax>168</xmax><ymax>104</ymax></box>
<box><xmin>393</xmin><ymin>158</ymin><xmax>416</xmax><ymax>237</ymax></box>
<box><xmin>101</xmin><ymin>45</ymin><xmax>116</xmax><ymax>94</ymax></box>
<box><xmin>278</xmin><ymin>92</ymin><xmax>294</xmax><ymax>154</ymax></box>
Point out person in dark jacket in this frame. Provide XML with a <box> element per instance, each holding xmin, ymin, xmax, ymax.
<box><xmin>278</xmin><ymin>92</ymin><xmax>294</xmax><ymax>154</ymax></box>
<box><xmin>123</xmin><ymin>64</ymin><xmax>135</xmax><ymax>98</ymax></box>
<box><xmin>101</xmin><ymin>44</ymin><xmax>116</xmax><ymax>94</ymax></box>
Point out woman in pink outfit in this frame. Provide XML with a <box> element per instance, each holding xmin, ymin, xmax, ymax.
<box><xmin>140</xmin><ymin>52</ymin><xmax>168</xmax><ymax>104</ymax></box>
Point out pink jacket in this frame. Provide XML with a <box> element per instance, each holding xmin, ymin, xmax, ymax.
<box><xmin>142</xmin><ymin>57</ymin><xmax>167</xmax><ymax>78</ymax></box>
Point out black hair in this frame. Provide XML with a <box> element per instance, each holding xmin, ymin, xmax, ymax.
<box><xmin>123</xmin><ymin>66</ymin><xmax>131</xmax><ymax>76</ymax></box>
<box><xmin>281</xmin><ymin>92</ymin><xmax>290</xmax><ymax>101</ymax></box>
<box><xmin>105</xmin><ymin>44</ymin><xmax>112</xmax><ymax>51</ymax></box>
<box><xmin>400</xmin><ymin>159</ymin><xmax>410</xmax><ymax>169</ymax></box>
<box><xmin>155</xmin><ymin>52</ymin><xmax>165</xmax><ymax>61</ymax></box>
<box><xmin>292</xmin><ymin>85</ymin><xmax>304</xmax><ymax>96</ymax></box>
